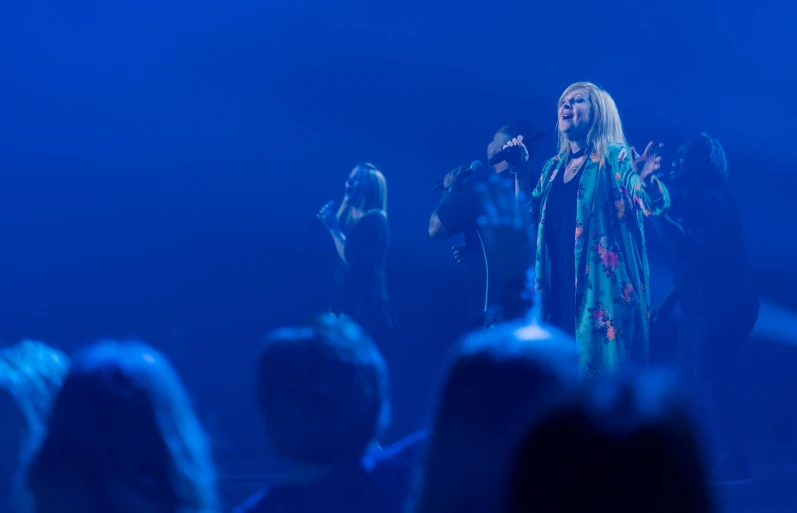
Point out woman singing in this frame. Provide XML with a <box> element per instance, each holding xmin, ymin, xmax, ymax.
<box><xmin>317</xmin><ymin>163</ymin><xmax>398</xmax><ymax>339</ymax></box>
<box><xmin>504</xmin><ymin>82</ymin><xmax>670</xmax><ymax>379</ymax></box>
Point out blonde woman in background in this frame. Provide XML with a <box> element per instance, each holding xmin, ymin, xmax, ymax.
<box><xmin>504</xmin><ymin>81</ymin><xmax>670</xmax><ymax>379</ymax></box>
<box><xmin>317</xmin><ymin>163</ymin><xmax>398</xmax><ymax>340</ymax></box>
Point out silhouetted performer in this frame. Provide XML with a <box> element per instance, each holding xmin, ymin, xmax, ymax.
<box><xmin>317</xmin><ymin>163</ymin><xmax>398</xmax><ymax>339</ymax></box>
<box><xmin>652</xmin><ymin>133</ymin><xmax>759</xmax><ymax>484</ymax></box>
<box><xmin>234</xmin><ymin>314</ymin><xmax>427</xmax><ymax>513</ymax></box>
<box><xmin>429</xmin><ymin>121</ymin><xmax>543</xmax><ymax>328</ymax></box>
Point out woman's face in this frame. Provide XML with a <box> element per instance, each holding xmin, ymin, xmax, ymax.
<box><xmin>670</xmin><ymin>137</ymin><xmax>713</xmax><ymax>189</ymax></box>
<box><xmin>670</xmin><ymin>144</ymin><xmax>689</xmax><ymax>182</ymax></box>
<box><xmin>344</xmin><ymin>166</ymin><xmax>367</xmax><ymax>203</ymax></box>
<box><xmin>487</xmin><ymin>130</ymin><xmax>512</xmax><ymax>172</ymax></box>
<box><xmin>558</xmin><ymin>88</ymin><xmax>592</xmax><ymax>140</ymax></box>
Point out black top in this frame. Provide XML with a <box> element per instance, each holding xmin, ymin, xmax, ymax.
<box><xmin>655</xmin><ymin>188</ymin><xmax>758</xmax><ymax>324</ymax></box>
<box><xmin>232</xmin><ymin>430</ymin><xmax>428</xmax><ymax>513</ymax></box>
<box><xmin>542</xmin><ymin>169</ymin><xmax>580</xmax><ymax>335</ymax></box>
<box><xmin>436</xmin><ymin>170</ymin><xmax>515</xmax><ymax>325</ymax></box>
<box><xmin>333</xmin><ymin>211</ymin><xmax>397</xmax><ymax>338</ymax></box>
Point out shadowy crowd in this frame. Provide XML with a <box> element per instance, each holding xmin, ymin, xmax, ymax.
<box><xmin>1</xmin><ymin>307</ymin><xmax>717</xmax><ymax>513</ymax></box>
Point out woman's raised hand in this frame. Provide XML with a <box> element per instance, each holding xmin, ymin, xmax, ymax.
<box><xmin>630</xmin><ymin>141</ymin><xmax>663</xmax><ymax>182</ymax></box>
<box><xmin>316</xmin><ymin>201</ymin><xmax>339</xmax><ymax>229</ymax></box>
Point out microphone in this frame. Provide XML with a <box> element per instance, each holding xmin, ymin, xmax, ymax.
<box><xmin>432</xmin><ymin>161</ymin><xmax>485</xmax><ymax>192</ymax></box>
<box><xmin>487</xmin><ymin>145</ymin><xmax>522</xmax><ymax>166</ymax></box>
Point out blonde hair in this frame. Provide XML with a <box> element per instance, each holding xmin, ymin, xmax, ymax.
<box><xmin>556</xmin><ymin>82</ymin><xmax>627</xmax><ymax>158</ymax></box>
<box><xmin>337</xmin><ymin>163</ymin><xmax>388</xmax><ymax>232</ymax></box>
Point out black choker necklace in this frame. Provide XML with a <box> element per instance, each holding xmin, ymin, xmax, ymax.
<box><xmin>569</xmin><ymin>147</ymin><xmax>587</xmax><ymax>159</ymax></box>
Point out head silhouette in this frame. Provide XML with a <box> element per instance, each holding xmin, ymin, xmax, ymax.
<box><xmin>0</xmin><ymin>340</ymin><xmax>69</xmax><ymax>512</ymax></box>
<box><xmin>26</xmin><ymin>341</ymin><xmax>217</xmax><ymax>513</ymax></box>
<box><xmin>257</xmin><ymin>314</ymin><xmax>390</xmax><ymax>467</ymax></box>
<box><xmin>510</xmin><ymin>370</ymin><xmax>713</xmax><ymax>513</ymax></box>
<box><xmin>670</xmin><ymin>133</ymin><xmax>729</xmax><ymax>190</ymax></box>
<box><xmin>413</xmin><ymin>323</ymin><xmax>577</xmax><ymax>513</ymax></box>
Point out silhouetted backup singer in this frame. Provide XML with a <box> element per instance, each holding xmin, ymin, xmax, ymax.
<box><xmin>428</xmin><ymin>121</ymin><xmax>543</xmax><ymax>327</ymax></box>
<box><xmin>651</xmin><ymin>133</ymin><xmax>759</xmax><ymax>483</ymax></box>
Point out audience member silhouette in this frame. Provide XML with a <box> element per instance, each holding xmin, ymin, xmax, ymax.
<box><xmin>26</xmin><ymin>341</ymin><xmax>218</xmax><ymax>513</ymax></box>
<box><xmin>412</xmin><ymin>323</ymin><xmax>577</xmax><ymax>513</ymax></box>
<box><xmin>509</xmin><ymin>370</ymin><xmax>713</xmax><ymax>513</ymax></box>
<box><xmin>233</xmin><ymin>314</ymin><xmax>426</xmax><ymax>513</ymax></box>
<box><xmin>0</xmin><ymin>341</ymin><xmax>69</xmax><ymax>513</ymax></box>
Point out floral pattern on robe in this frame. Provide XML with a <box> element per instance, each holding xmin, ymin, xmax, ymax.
<box><xmin>532</xmin><ymin>143</ymin><xmax>670</xmax><ymax>379</ymax></box>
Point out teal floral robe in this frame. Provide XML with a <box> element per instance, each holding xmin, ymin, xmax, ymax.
<box><xmin>532</xmin><ymin>142</ymin><xmax>670</xmax><ymax>379</ymax></box>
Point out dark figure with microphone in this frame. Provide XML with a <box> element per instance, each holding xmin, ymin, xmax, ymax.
<box><xmin>429</xmin><ymin>121</ymin><xmax>544</xmax><ymax>328</ymax></box>
<box><xmin>651</xmin><ymin>133</ymin><xmax>759</xmax><ymax>484</ymax></box>
<box><xmin>317</xmin><ymin>163</ymin><xmax>398</xmax><ymax>339</ymax></box>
